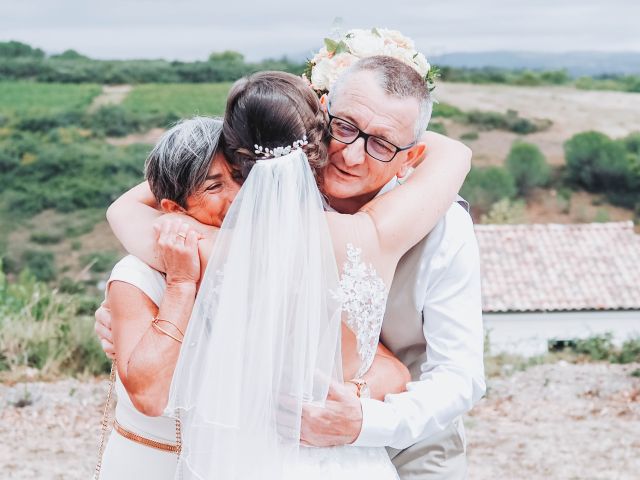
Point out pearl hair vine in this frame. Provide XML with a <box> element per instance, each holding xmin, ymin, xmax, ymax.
<box><xmin>254</xmin><ymin>135</ymin><xmax>309</xmax><ymax>159</ymax></box>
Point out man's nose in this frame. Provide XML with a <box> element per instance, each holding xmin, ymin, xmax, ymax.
<box><xmin>341</xmin><ymin>138</ymin><xmax>366</xmax><ymax>167</ymax></box>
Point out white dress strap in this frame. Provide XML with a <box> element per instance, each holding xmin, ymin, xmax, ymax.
<box><xmin>106</xmin><ymin>255</ymin><xmax>166</xmax><ymax>307</ymax></box>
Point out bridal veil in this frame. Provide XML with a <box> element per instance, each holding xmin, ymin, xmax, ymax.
<box><xmin>166</xmin><ymin>149</ymin><xmax>343</xmax><ymax>479</ymax></box>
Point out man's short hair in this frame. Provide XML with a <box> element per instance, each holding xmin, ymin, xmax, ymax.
<box><xmin>144</xmin><ymin>116</ymin><xmax>223</xmax><ymax>208</ymax></box>
<box><xmin>329</xmin><ymin>55</ymin><xmax>433</xmax><ymax>139</ymax></box>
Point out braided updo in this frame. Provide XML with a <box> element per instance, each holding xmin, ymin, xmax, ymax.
<box><xmin>222</xmin><ymin>71</ymin><xmax>329</xmax><ymax>181</ymax></box>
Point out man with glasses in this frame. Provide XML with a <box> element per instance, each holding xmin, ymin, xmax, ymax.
<box><xmin>301</xmin><ymin>56</ymin><xmax>485</xmax><ymax>479</ymax></box>
<box><xmin>95</xmin><ymin>55</ymin><xmax>484</xmax><ymax>479</ymax></box>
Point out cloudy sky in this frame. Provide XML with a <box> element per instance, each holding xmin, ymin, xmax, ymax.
<box><xmin>1</xmin><ymin>0</ymin><xmax>638</xmax><ymax>61</ymax></box>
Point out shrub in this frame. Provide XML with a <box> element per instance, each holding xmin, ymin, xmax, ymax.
<box><xmin>571</xmin><ymin>333</ymin><xmax>615</xmax><ymax>361</ymax></box>
<box><xmin>15</xmin><ymin>110</ymin><xmax>84</xmax><ymax>132</ymax></box>
<box><xmin>464</xmin><ymin>109</ymin><xmax>550</xmax><ymax>134</ymax></box>
<box><xmin>616</xmin><ymin>338</ymin><xmax>640</xmax><ymax>364</ymax></box>
<box><xmin>0</xmin><ymin>131</ymin><xmax>146</xmax><ymax>218</ymax></box>
<box><xmin>506</xmin><ymin>141</ymin><xmax>550</xmax><ymax>195</ymax></box>
<box><xmin>461</xmin><ymin>166</ymin><xmax>517</xmax><ymax>214</ymax></box>
<box><xmin>80</xmin><ymin>251</ymin><xmax>119</xmax><ymax>273</ymax></box>
<box><xmin>0</xmin><ymin>266</ymin><xmax>110</xmax><ymax>376</ymax></box>
<box><xmin>594</xmin><ymin>209</ymin><xmax>610</xmax><ymax>223</ymax></box>
<box><xmin>432</xmin><ymin>102</ymin><xmax>463</xmax><ymax>119</ymax></box>
<box><xmin>428</xmin><ymin>122</ymin><xmax>447</xmax><ymax>135</ymax></box>
<box><xmin>622</xmin><ymin>132</ymin><xmax>640</xmax><ymax>154</ymax></box>
<box><xmin>564</xmin><ymin>131</ymin><xmax>630</xmax><ymax>192</ymax></box>
<box><xmin>30</xmin><ymin>231</ymin><xmax>63</xmax><ymax>245</ymax></box>
<box><xmin>85</xmin><ymin>105</ymin><xmax>143</xmax><ymax>137</ymax></box>
<box><xmin>480</xmin><ymin>198</ymin><xmax>526</xmax><ymax>224</ymax></box>
<box><xmin>460</xmin><ymin>131</ymin><xmax>479</xmax><ymax>141</ymax></box>
<box><xmin>22</xmin><ymin>250</ymin><xmax>56</xmax><ymax>282</ymax></box>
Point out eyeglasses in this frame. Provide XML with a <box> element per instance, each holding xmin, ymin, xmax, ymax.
<box><xmin>327</xmin><ymin>107</ymin><xmax>416</xmax><ymax>163</ymax></box>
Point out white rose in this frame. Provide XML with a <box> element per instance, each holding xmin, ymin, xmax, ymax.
<box><xmin>378</xmin><ymin>28</ymin><xmax>415</xmax><ymax>51</ymax></box>
<box><xmin>344</xmin><ymin>29</ymin><xmax>385</xmax><ymax>58</ymax></box>
<box><xmin>382</xmin><ymin>43</ymin><xmax>428</xmax><ymax>78</ymax></box>
<box><xmin>311</xmin><ymin>52</ymin><xmax>358</xmax><ymax>92</ymax></box>
<box><xmin>310</xmin><ymin>58</ymin><xmax>333</xmax><ymax>91</ymax></box>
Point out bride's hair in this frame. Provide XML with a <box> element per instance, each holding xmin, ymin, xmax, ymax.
<box><xmin>222</xmin><ymin>71</ymin><xmax>329</xmax><ymax>180</ymax></box>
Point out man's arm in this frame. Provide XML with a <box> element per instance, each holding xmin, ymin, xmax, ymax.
<box><xmin>353</xmin><ymin>204</ymin><xmax>485</xmax><ymax>449</ymax></box>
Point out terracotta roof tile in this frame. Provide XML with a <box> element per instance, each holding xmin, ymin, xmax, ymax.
<box><xmin>474</xmin><ymin>222</ymin><xmax>640</xmax><ymax>313</ymax></box>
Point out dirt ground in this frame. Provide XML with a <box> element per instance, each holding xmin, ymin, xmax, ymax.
<box><xmin>88</xmin><ymin>85</ymin><xmax>132</xmax><ymax>112</ymax></box>
<box><xmin>435</xmin><ymin>82</ymin><xmax>640</xmax><ymax>167</ymax></box>
<box><xmin>1</xmin><ymin>362</ymin><xmax>638</xmax><ymax>479</ymax></box>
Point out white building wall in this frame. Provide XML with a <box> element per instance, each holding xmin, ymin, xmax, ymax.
<box><xmin>483</xmin><ymin>310</ymin><xmax>640</xmax><ymax>357</ymax></box>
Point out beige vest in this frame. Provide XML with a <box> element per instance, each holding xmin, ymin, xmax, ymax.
<box><xmin>381</xmin><ymin>198</ymin><xmax>469</xmax><ymax>381</ymax></box>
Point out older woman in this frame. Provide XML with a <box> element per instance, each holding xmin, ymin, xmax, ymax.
<box><xmin>96</xmin><ymin>115</ymin><xmax>413</xmax><ymax>479</ymax></box>
<box><xmin>96</xmin><ymin>117</ymin><xmax>239</xmax><ymax>478</ymax></box>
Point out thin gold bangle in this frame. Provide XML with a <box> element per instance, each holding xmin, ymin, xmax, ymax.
<box><xmin>151</xmin><ymin>320</ymin><xmax>183</xmax><ymax>343</ymax></box>
<box><xmin>152</xmin><ymin>316</ymin><xmax>186</xmax><ymax>338</ymax></box>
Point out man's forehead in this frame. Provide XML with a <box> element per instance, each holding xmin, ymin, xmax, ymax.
<box><xmin>330</xmin><ymin>75</ymin><xmax>418</xmax><ymax>142</ymax></box>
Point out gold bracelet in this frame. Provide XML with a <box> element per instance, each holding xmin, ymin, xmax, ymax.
<box><xmin>152</xmin><ymin>316</ymin><xmax>186</xmax><ymax>337</ymax></box>
<box><xmin>151</xmin><ymin>319</ymin><xmax>184</xmax><ymax>343</ymax></box>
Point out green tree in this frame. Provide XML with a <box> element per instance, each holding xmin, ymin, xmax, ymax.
<box><xmin>22</xmin><ymin>250</ymin><xmax>56</xmax><ymax>282</ymax></box>
<box><xmin>564</xmin><ymin>131</ymin><xmax>628</xmax><ymax>192</ymax></box>
<box><xmin>50</xmin><ymin>49</ymin><xmax>90</xmax><ymax>61</ymax></box>
<box><xmin>0</xmin><ymin>41</ymin><xmax>44</xmax><ymax>58</ymax></box>
<box><xmin>506</xmin><ymin>141</ymin><xmax>550</xmax><ymax>195</ymax></box>
<box><xmin>208</xmin><ymin>50</ymin><xmax>245</xmax><ymax>63</ymax></box>
<box><xmin>461</xmin><ymin>166</ymin><xmax>517</xmax><ymax>214</ymax></box>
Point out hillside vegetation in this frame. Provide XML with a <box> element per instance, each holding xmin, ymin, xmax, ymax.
<box><xmin>1</xmin><ymin>41</ymin><xmax>639</xmax><ymax>378</ymax></box>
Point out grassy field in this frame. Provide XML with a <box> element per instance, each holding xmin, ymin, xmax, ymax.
<box><xmin>121</xmin><ymin>82</ymin><xmax>232</xmax><ymax>118</ymax></box>
<box><xmin>0</xmin><ymin>82</ymin><xmax>101</xmax><ymax>116</ymax></box>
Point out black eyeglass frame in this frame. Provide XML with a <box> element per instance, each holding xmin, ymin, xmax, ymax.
<box><xmin>326</xmin><ymin>105</ymin><xmax>416</xmax><ymax>163</ymax></box>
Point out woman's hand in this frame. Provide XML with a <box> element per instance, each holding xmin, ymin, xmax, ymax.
<box><xmin>155</xmin><ymin>218</ymin><xmax>202</xmax><ymax>287</ymax></box>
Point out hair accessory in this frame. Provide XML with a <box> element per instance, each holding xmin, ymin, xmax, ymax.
<box><xmin>254</xmin><ymin>135</ymin><xmax>308</xmax><ymax>159</ymax></box>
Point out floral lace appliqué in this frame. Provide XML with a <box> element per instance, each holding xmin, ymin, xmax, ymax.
<box><xmin>333</xmin><ymin>244</ymin><xmax>387</xmax><ymax>378</ymax></box>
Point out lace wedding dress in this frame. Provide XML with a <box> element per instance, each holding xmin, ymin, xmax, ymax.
<box><xmin>285</xmin><ymin>243</ymin><xmax>399</xmax><ymax>480</ymax></box>
<box><xmin>166</xmin><ymin>150</ymin><xmax>401</xmax><ymax>479</ymax></box>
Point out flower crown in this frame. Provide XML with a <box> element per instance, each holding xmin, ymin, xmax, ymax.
<box><xmin>254</xmin><ymin>135</ymin><xmax>309</xmax><ymax>159</ymax></box>
<box><xmin>303</xmin><ymin>28</ymin><xmax>438</xmax><ymax>97</ymax></box>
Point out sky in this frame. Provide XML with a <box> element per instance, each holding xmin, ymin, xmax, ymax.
<box><xmin>1</xmin><ymin>0</ymin><xmax>639</xmax><ymax>61</ymax></box>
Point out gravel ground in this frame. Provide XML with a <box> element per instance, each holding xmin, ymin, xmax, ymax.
<box><xmin>1</xmin><ymin>362</ymin><xmax>639</xmax><ymax>479</ymax></box>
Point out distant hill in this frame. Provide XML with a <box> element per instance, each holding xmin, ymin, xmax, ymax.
<box><xmin>432</xmin><ymin>51</ymin><xmax>640</xmax><ymax>77</ymax></box>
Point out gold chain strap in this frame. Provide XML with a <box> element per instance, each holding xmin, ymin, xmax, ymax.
<box><xmin>93</xmin><ymin>360</ymin><xmax>117</xmax><ymax>480</ymax></box>
<box><xmin>93</xmin><ymin>360</ymin><xmax>183</xmax><ymax>480</ymax></box>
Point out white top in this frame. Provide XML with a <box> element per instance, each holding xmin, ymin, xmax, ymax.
<box><xmin>351</xmin><ymin>181</ymin><xmax>486</xmax><ymax>450</ymax></box>
<box><xmin>106</xmin><ymin>255</ymin><xmax>176</xmax><ymax>442</ymax></box>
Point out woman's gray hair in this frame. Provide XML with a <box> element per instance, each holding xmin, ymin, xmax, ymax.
<box><xmin>144</xmin><ymin>116</ymin><xmax>223</xmax><ymax>208</ymax></box>
<box><xmin>328</xmin><ymin>56</ymin><xmax>433</xmax><ymax>140</ymax></box>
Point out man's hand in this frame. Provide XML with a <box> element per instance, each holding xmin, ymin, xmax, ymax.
<box><xmin>94</xmin><ymin>300</ymin><xmax>115</xmax><ymax>360</ymax></box>
<box><xmin>300</xmin><ymin>380</ymin><xmax>363</xmax><ymax>447</ymax></box>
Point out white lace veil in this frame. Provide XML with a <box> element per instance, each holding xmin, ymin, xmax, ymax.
<box><xmin>166</xmin><ymin>149</ymin><xmax>343</xmax><ymax>479</ymax></box>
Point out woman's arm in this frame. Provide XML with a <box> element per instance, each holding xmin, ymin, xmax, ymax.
<box><xmin>110</xmin><ymin>220</ymin><xmax>201</xmax><ymax>416</ymax></box>
<box><xmin>106</xmin><ymin>182</ymin><xmax>214</xmax><ymax>271</ymax></box>
<box><xmin>359</xmin><ymin>343</ymin><xmax>411</xmax><ymax>401</ymax></box>
<box><xmin>341</xmin><ymin>325</ymin><xmax>410</xmax><ymax>401</ymax></box>
<box><xmin>110</xmin><ymin>282</ymin><xmax>195</xmax><ymax>416</ymax></box>
<box><xmin>361</xmin><ymin>131</ymin><xmax>471</xmax><ymax>259</ymax></box>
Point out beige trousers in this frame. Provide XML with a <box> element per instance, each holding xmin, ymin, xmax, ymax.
<box><xmin>387</xmin><ymin>418</ymin><xmax>467</xmax><ymax>480</ymax></box>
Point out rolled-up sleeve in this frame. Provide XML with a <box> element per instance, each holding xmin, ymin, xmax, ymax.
<box><xmin>353</xmin><ymin>206</ymin><xmax>485</xmax><ymax>449</ymax></box>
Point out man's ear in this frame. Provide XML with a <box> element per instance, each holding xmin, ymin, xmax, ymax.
<box><xmin>398</xmin><ymin>142</ymin><xmax>427</xmax><ymax>178</ymax></box>
<box><xmin>159</xmin><ymin>198</ymin><xmax>185</xmax><ymax>213</ymax></box>
<box><xmin>319</xmin><ymin>94</ymin><xmax>328</xmax><ymax>112</ymax></box>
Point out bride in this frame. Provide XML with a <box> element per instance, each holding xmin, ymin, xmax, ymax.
<box><xmin>100</xmin><ymin>66</ymin><xmax>470</xmax><ymax>479</ymax></box>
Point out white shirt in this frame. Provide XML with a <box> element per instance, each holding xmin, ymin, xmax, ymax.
<box><xmin>347</xmin><ymin>177</ymin><xmax>486</xmax><ymax>450</ymax></box>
